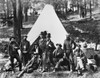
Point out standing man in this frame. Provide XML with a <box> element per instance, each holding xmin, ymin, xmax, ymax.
<box><xmin>63</xmin><ymin>35</ymin><xmax>76</xmax><ymax>72</ymax></box>
<box><xmin>20</xmin><ymin>35</ymin><xmax>30</xmax><ymax>67</ymax></box>
<box><xmin>39</xmin><ymin>32</ymin><xmax>47</xmax><ymax>53</ymax></box>
<box><xmin>38</xmin><ymin>32</ymin><xmax>47</xmax><ymax>72</ymax></box>
<box><xmin>8</xmin><ymin>36</ymin><xmax>22</xmax><ymax>71</ymax></box>
<box><xmin>45</xmin><ymin>33</ymin><xmax>55</xmax><ymax>71</ymax></box>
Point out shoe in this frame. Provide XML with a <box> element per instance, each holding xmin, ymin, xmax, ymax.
<box><xmin>77</xmin><ymin>70</ymin><xmax>83</xmax><ymax>76</ymax></box>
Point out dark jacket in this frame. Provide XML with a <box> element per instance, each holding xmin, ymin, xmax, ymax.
<box><xmin>39</xmin><ymin>39</ymin><xmax>47</xmax><ymax>52</ymax></box>
<box><xmin>45</xmin><ymin>40</ymin><xmax>55</xmax><ymax>53</ymax></box>
<box><xmin>8</xmin><ymin>41</ymin><xmax>19</xmax><ymax>56</ymax></box>
<box><xmin>53</xmin><ymin>48</ymin><xmax>64</xmax><ymax>58</ymax></box>
<box><xmin>20</xmin><ymin>39</ymin><xmax>30</xmax><ymax>54</ymax></box>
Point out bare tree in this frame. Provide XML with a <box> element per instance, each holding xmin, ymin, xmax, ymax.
<box><xmin>22</xmin><ymin>0</ymin><xmax>30</xmax><ymax>22</ymax></box>
<box><xmin>89</xmin><ymin>0</ymin><xmax>92</xmax><ymax>18</ymax></box>
<box><xmin>10</xmin><ymin>0</ymin><xmax>22</xmax><ymax>44</ymax></box>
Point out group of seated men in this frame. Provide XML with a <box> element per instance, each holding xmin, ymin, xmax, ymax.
<box><xmin>5</xmin><ymin>31</ymin><xmax>98</xmax><ymax>76</ymax></box>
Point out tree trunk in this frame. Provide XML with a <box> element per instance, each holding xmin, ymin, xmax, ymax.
<box><xmin>16</xmin><ymin>0</ymin><xmax>22</xmax><ymax>44</ymax></box>
<box><xmin>65</xmin><ymin>1</ymin><xmax>67</xmax><ymax>14</ymax></box>
<box><xmin>24</xmin><ymin>7</ymin><xmax>28</xmax><ymax>22</ymax></box>
<box><xmin>95</xmin><ymin>43</ymin><xmax>98</xmax><ymax>51</ymax></box>
<box><xmin>79</xmin><ymin>5</ymin><xmax>82</xmax><ymax>18</ymax></box>
<box><xmin>19</xmin><ymin>0</ymin><xmax>23</xmax><ymax>29</ymax></box>
<box><xmin>90</xmin><ymin>0</ymin><xmax>92</xmax><ymax>19</ymax></box>
<box><xmin>93</xmin><ymin>0</ymin><xmax>95</xmax><ymax>7</ymax></box>
<box><xmin>11</xmin><ymin>0</ymin><xmax>22</xmax><ymax>44</ymax></box>
<box><xmin>6</xmin><ymin>0</ymin><xmax>9</xmax><ymax>18</ymax></box>
<box><xmin>2</xmin><ymin>0</ymin><xmax>6</xmax><ymax>19</ymax></box>
<box><xmin>77</xmin><ymin>2</ymin><xmax>79</xmax><ymax>13</ymax></box>
<box><xmin>84</xmin><ymin>0</ymin><xmax>87</xmax><ymax>17</ymax></box>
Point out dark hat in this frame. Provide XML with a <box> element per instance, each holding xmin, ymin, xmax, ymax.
<box><xmin>46</xmin><ymin>33</ymin><xmax>51</xmax><ymax>38</ymax></box>
<box><xmin>40</xmin><ymin>31</ymin><xmax>44</xmax><ymax>35</ymax></box>
<box><xmin>11</xmin><ymin>41</ymin><xmax>16</xmax><ymax>44</ymax></box>
<box><xmin>56</xmin><ymin>43</ymin><xmax>62</xmax><ymax>47</ymax></box>
<box><xmin>9</xmin><ymin>36</ymin><xmax>15</xmax><ymax>41</ymax></box>
<box><xmin>34</xmin><ymin>43</ymin><xmax>39</xmax><ymax>46</ymax></box>
<box><xmin>66</xmin><ymin>35</ymin><xmax>70</xmax><ymax>40</ymax></box>
<box><xmin>43</xmin><ymin>31</ymin><xmax>47</xmax><ymax>35</ymax></box>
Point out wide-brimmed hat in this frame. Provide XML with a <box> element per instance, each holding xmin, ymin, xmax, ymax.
<box><xmin>56</xmin><ymin>43</ymin><xmax>62</xmax><ymax>47</ymax></box>
<box><xmin>46</xmin><ymin>33</ymin><xmax>51</xmax><ymax>38</ymax></box>
<box><xmin>40</xmin><ymin>31</ymin><xmax>44</xmax><ymax>35</ymax></box>
<box><xmin>9</xmin><ymin>36</ymin><xmax>16</xmax><ymax>41</ymax></box>
<box><xmin>43</xmin><ymin>31</ymin><xmax>47</xmax><ymax>35</ymax></box>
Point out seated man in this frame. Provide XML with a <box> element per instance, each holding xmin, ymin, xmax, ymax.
<box><xmin>26</xmin><ymin>43</ymin><xmax>41</xmax><ymax>73</ymax></box>
<box><xmin>26</xmin><ymin>54</ymin><xmax>40</xmax><ymax>73</ymax></box>
<box><xmin>86</xmin><ymin>56</ymin><xmax>97</xmax><ymax>72</ymax></box>
<box><xmin>53</xmin><ymin>44</ymin><xmax>64</xmax><ymax>63</ymax></box>
<box><xmin>17</xmin><ymin>44</ymin><xmax>41</xmax><ymax>77</ymax></box>
<box><xmin>74</xmin><ymin>45</ymin><xmax>86</xmax><ymax>76</ymax></box>
<box><xmin>53</xmin><ymin>44</ymin><xmax>69</xmax><ymax>72</ymax></box>
<box><xmin>22</xmin><ymin>44</ymin><xmax>40</xmax><ymax>72</ymax></box>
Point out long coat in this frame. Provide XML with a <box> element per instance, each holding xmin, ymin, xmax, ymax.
<box><xmin>45</xmin><ymin>40</ymin><xmax>55</xmax><ymax>64</ymax></box>
<box><xmin>8</xmin><ymin>41</ymin><xmax>19</xmax><ymax>56</ymax></box>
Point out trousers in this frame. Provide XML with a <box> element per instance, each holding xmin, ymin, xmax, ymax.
<box><xmin>10</xmin><ymin>54</ymin><xmax>22</xmax><ymax>71</ymax></box>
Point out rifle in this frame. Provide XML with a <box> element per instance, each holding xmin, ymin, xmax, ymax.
<box><xmin>17</xmin><ymin>55</ymin><xmax>37</xmax><ymax>77</ymax></box>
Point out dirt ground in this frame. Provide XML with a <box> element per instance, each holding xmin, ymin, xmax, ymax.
<box><xmin>0</xmin><ymin>55</ymin><xmax>100</xmax><ymax>78</ymax></box>
<box><xmin>0</xmin><ymin>57</ymin><xmax>99</xmax><ymax>78</ymax></box>
<box><xmin>0</xmin><ymin>69</ymin><xmax>100</xmax><ymax>78</ymax></box>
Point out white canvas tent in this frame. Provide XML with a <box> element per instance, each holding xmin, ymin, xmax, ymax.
<box><xmin>27</xmin><ymin>4</ymin><xmax>68</xmax><ymax>45</ymax></box>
